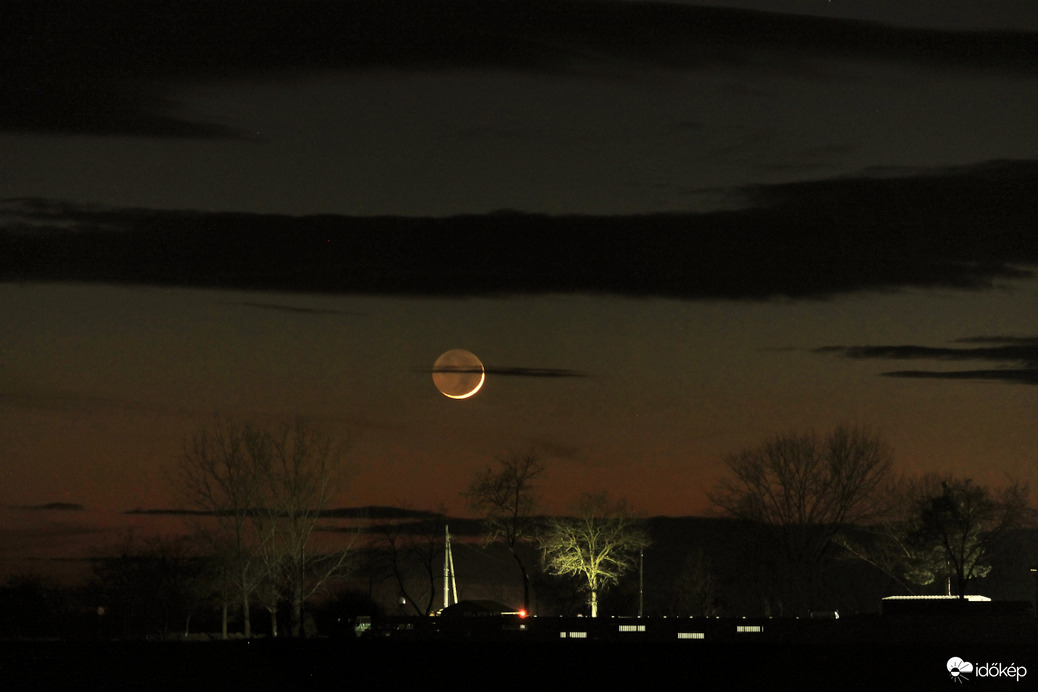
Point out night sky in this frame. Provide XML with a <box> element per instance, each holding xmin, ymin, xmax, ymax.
<box><xmin>2</xmin><ymin>0</ymin><xmax>1037</xmax><ymax>574</ymax></box>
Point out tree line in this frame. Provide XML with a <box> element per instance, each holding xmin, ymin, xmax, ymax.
<box><xmin>2</xmin><ymin>421</ymin><xmax>1032</xmax><ymax>639</ymax></box>
<box><xmin>386</xmin><ymin>425</ymin><xmax>1032</xmax><ymax>620</ymax></box>
<box><xmin>709</xmin><ymin>426</ymin><xmax>1031</xmax><ymax>614</ymax></box>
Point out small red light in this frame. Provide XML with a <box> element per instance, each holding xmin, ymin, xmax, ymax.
<box><xmin>518</xmin><ymin>609</ymin><xmax>527</xmax><ymax>618</ymax></box>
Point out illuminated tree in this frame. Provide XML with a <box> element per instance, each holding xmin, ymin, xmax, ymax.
<box><xmin>538</xmin><ymin>493</ymin><xmax>649</xmax><ymax>617</ymax></box>
<box><xmin>908</xmin><ymin>476</ymin><xmax>1029</xmax><ymax>598</ymax></box>
<box><xmin>836</xmin><ymin>475</ymin><xmax>1030</xmax><ymax>598</ymax></box>
<box><xmin>833</xmin><ymin>475</ymin><xmax>942</xmax><ymax>596</ymax></box>
<box><xmin>465</xmin><ymin>452</ymin><xmax>545</xmax><ymax>613</ymax></box>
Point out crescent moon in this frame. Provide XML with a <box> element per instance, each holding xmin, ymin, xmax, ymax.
<box><xmin>444</xmin><ymin>369</ymin><xmax>485</xmax><ymax>400</ymax></box>
<box><xmin>432</xmin><ymin>349</ymin><xmax>485</xmax><ymax>399</ymax></box>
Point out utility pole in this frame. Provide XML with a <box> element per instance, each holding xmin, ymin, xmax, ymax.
<box><xmin>638</xmin><ymin>545</ymin><xmax>644</xmax><ymax>618</ymax></box>
<box><xmin>443</xmin><ymin>524</ymin><xmax>459</xmax><ymax>611</ymax></box>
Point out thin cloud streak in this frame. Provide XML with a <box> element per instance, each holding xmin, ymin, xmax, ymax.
<box><xmin>883</xmin><ymin>369</ymin><xmax>1038</xmax><ymax>385</ymax></box>
<box><xmin>816</xmin><ymin>336</ymin><xmax>1038</xmax><ymax>386</ymax></box>
<box><xmin>815</xmin><ymin>344</ymin><xmax>1038</xmax><ymax>364</ymax></box>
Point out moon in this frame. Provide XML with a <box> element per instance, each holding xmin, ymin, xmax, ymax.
<box><xmin>432</xmin><ymin>349</ymin><xmax>485</xmax><ymax>399</ymax></box>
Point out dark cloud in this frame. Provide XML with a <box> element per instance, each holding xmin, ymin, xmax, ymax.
<box><xmin>0</xmin><ymin>90</ymin><xmax>256</xmax><ymax>140</ymax></box>
<box><xmin>5</xmin><ymin>1</ymin><xmax>1036</xmax><ymax>138</ymax></box>
<box><xmin>816</xmin><ymin>336</ymin><xmax>1038</xmax><ymax>385</ymax></box>
<box><xmin>815</xmin><ymin>343</ymin><xmax>1038</xmax><ymax>363</ymax></box>
<box><xmin>3</xmin><ymin>160</ymin><xmax>1038</xmax><ymax>300</ymax></box>
<box><xmin>322</xmin><ymin>506</ymin><xmax>439</xmax><ymax>520</ymax></box>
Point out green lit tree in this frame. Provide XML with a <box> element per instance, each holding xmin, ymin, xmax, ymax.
<box><xmin>539</xmin><ymin>493</ymin><xmax>648</xmax><ymax>617</ymax></box>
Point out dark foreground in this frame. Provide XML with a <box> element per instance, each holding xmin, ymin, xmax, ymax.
<box><xmin>1</xmin><ymin>635</ymin><xmax>1035</xmax><ymax>691</ymax></box>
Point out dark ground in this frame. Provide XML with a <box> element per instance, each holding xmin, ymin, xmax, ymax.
<box><xmin>1</xmin><ymin>634</ymin><xmax>1034</xmax><ymax>691</ymax></box>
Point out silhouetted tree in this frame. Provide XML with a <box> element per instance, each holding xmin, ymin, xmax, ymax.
<box><xmin>91</xmin><ymin>532</ymin><xmax>213</xmax><ymax>638</ymax></box>
<box><xmin>175</xmin><ymin>420</ymin><xmax>266</xmax><ymax>637</ymax></box>
<box><xmin>709</xmin><ymin>426</ymin><xmax>893</xmax><ymax>613</ymax></box>
<box><xmin>670</xmin><ymin>548</ymin><xmax>719</xmax><ymax>617</ymax></box>
<box><xmin>837</xmin><ymin>474</ymin><xmax>1031</xmax><ymax>599</ymax></box>
<box><xmin>173</xmin><ymin>417</ymin><xmax>353</xmax><ymax>637</ymax></box>
<box><xmin>0</xmin><ymin>574</ymin><xmax>65</xmax><ymax>638</ymax></box>
<box><xmin>711</xmin><ymin>426</ymin><xmax>893</xmax><ymax>559</ymax></box>
<box><xmin>910</xmin><ymin>476</ymin><xmax>1029</xmax><ymax>598</ymax></box>
<box><xmin>369</xmin><ymin>510</ymin><xmax>446</xmax><ymax>616</ymax></box>
<box><xmin>539</xmin><ymin>492</ymin><xmax>649</xmax><ymax>617</ymax></box>
<box><xmin>256</xmin><ymin>419</ymin><xmax>355</xmax><ymax>637</ymax></box>
<box><xmin>465</xmin><ymin>452</ymin><xmax>545</xmax><ymax>613</ymax></box>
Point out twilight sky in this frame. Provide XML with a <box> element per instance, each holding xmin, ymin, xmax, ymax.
<box><xmin>2</xmin><ymin>1</ymin><xmax>1037</xmax><ymax>570</ymax></box>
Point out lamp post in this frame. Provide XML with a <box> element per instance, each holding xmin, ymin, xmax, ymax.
<box><xmin>638</xmin><ymin>545</ymin><xmax>644</xmax><ymax>618</ymax></box>
<box><xmin>1030</xmin><ymin>568</ymin><xmax>1037</xmax><ymax>617</ymax></box>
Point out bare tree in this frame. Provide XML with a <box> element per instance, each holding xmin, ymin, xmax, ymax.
<box><xmin>91</xmin><ymin>531</ymin><xmax>214</xmax><ymax>639</ymax></box>
<box><xmin>710</xmin><ymin>425</ymin><xmax>893</xmax><ymax>564</ymax></box>
<box><xmin>465</xmin><ymin>452</ymin><xmax>545</xmax><ymax>613</ymax></box>
<box><xmin>538</xmin><ymin>492</ymin><xmax>649</xmax><ymax>617</ymax></box>
<box><xmin>173</xmin><ymin>418</ymin><xmax>353</xmax><ymax>638</ymax></box>
<box><xmin>709</xmin><ymin>426</ymin><xmax>893</xmax><ymax>614</ymax></box>
<box><xmin>258</xmin><ymin>419</ymin><xmax>354</xmax><ymax>637</ymax></box>
<box><xmin>174</xmin><ymin>420</ymin><xmax>267</xmax><ymax>638</ymax></box>
<box><xmin>369</xmin><ymin>509</ymin><xmax>447</xmax><ymax>616</ymax></box>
